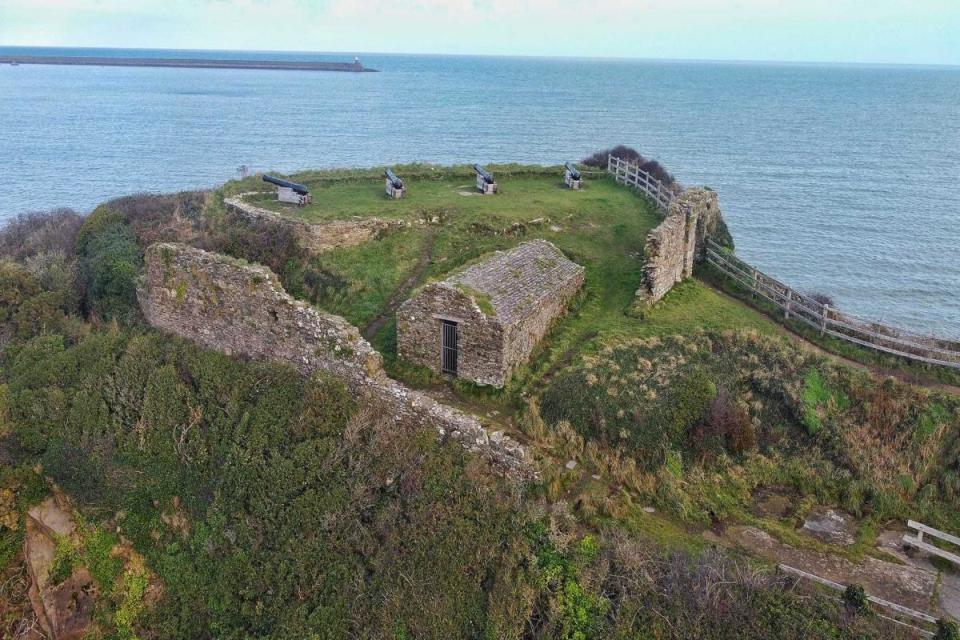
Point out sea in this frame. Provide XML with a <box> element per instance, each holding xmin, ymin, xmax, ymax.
<box><xmin>1</xmin><ymin>47</ymin><xmax>958</xmax><ymax>337</ymax></box>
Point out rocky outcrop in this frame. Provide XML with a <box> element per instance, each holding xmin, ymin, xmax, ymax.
<box><xmin>20</xmin><ymin>486</ymin><xmax>161</xmax><ymax>640</ymax></box>
<box><xmin>138</xmin><ymin>243</ymin><xmax>532</xmax><ymax>478</ymax></box>
<box><xmin>224</xmin><ymin>193</ymin><xmax>398</xmax><ymax>253</ymax></box>
<box><xmin>637</xmin><ymin>187</ymin><xmax>723</xmax><ymax>305</ymax></box>
<box><xmin>23</xmin><ymin>491</ymin><xmax>96</xmax><ymax>640</ymax></box>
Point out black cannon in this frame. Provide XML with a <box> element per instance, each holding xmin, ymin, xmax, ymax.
<box><xmin>263</xmin><ymin>175</ymin><xmax>311</xmax><ymax>206</ymax></box>
<box><xmin>473</xmin><ymin>164</ymin><xmax>498</xmax><ymax>194</ymax></box>
<box><xmin>384</xmin><ymin>168</ymin><xmax>405</xmax><ymax>199</ymax></box>
<box><xmin>473</xmin><ymin>164</ymin><xmax>495</xmax><ymax>184</ymax></box>
<box><xmin>564</xmin><ymin>162</ymin><xmax>583</xmax><ymax>190</ymax></box>
<box><xmin>263</xmin><ymin>175</ymin><xmax>309</xmax><ymax>195</ymax></box>
<box><xmin>384</xmin><ymin>168</ymin><xmax>404</xmax><ymax>190</ymax></box>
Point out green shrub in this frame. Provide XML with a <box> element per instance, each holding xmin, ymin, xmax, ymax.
<box><xmin>49</xmin><ymin>535</ymin><xmax>79</xmax><ymax>585</ymax></box>
<box><xmin>935</xmin><ymin>619</ymin><xmax>960</xmax><ymax>640</ymax></box>
<box><xmin>842</xmin><ymin>583</ymin><xmax>869</xmax><ymax>613</ymax></box>
<box><xmin>76</xmin><ymin>207</ymin><xmax>142</xmax><ymax>322</ymax></box>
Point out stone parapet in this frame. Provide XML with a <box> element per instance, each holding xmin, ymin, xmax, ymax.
<box><xmin>224</xmin><ymin>193</ymin><xmax>399</xmax><ymax>253</ymax></box>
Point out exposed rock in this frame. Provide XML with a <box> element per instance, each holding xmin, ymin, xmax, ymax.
<box><xmin>21</xmin><ymin>487</ymin><xmax>161</xmax><ymax>640</ymax></box>
<box><xmin>727</xmin><ymin>525</ymin><xmax>936</xmax><ymax>612</ymax></box>
<box><xmin>750</xmin><ymin>486</ymin><xmax>795</xmax><ymax>520</ymax></box>
<box><xmin>801</xmin><ymin>507</ymin><xmax>857</xmax><ymax>546</ymax></box>
<box><xmin>23</xmin><ymin>492</ymin><xmax>95</xmax><ymax>640</ymax></box>
<box><xmin>565</xmin><ymin>460</ymin><xmax>578</xmax><ymax>470</ymax></box>
<box><xmin>877</xmin><ymin>526</ymin><xmax>960</xmax><ymax>620</ymax></box>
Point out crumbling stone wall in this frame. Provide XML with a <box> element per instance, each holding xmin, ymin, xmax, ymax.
<box><xmin>637</xmin><ymin>187</ymin><xmax>722</xmax><ymax>305</ymax></box>
<box><xmin>225</xmin><ymin>194</ymin><xmax>397</xmax><ymax>253</ymax></box>
<box><xmin>138</xmin><ymin>243</ymin><xmax>530</xmax><ymax>477</ymax></box>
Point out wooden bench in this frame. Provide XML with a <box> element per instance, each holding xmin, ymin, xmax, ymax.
<box><xmin>903</xmin><ymin>520</ymin><xmax>960</xmax><ymax>567</ymax></box>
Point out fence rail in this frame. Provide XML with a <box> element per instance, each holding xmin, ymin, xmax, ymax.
<box><xmin>607</xmin><ymin>155</ymin><xmax>674</xmax><ymax>211</ymax></box>
<box><xmin>779</xmin><ymin>564</ymin><xmax>936</xmax><ymax>637</ymax></box>
<box><xmin>705</xmin><ymin>239</ymin><xmax>960</xmax><ymax>369</ymax></box>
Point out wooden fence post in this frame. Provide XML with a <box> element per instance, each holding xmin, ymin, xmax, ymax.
<box><xmin>784</xmin><ymin>289</ymin><xmax>792</xmax><ymax>319</ymax></box>
<box><xmin>821</xmin><ymin>304</ymin><xmax>829</xmax><ymax>336</ymax></box>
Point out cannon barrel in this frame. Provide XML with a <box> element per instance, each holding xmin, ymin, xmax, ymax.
<box><xmin>473</xmin><ymin>164</ymin><xmax>495</xmax><ymax>184</ymax></box>
<box><xmin>384</xmin><ymin>168</ymin><xmax>404</xmax><ymax>189</ymax></box>
<box><xmin>564</xmin><ymin>162</ymin><xmax>581</xmax><ymax>180</ymax></box>
<box><xmin>263</xmin><ymin>175</ymin><xmax>309</xmax><ymax>195</ymax></box>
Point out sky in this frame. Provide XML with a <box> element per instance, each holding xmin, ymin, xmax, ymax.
<box><xmin>1</xmin><ymin>0</ymin><xmax>959</xmax><ymax>66</ymax></box>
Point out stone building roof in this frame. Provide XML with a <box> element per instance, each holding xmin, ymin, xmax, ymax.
<box><xmin>446</xmin><ymin>239</ymin><xmax>584</xmax><ymax>324</ymax></box>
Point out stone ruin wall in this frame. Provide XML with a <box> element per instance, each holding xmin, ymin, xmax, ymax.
<box><xmin>638</xmin><ymin>187</ymin><xmax>722</xmax><ymax>305</ymax></box>
<box><xmin>224</xmin><ymin>194</ymin><xmax>398</xmax><ymax>253</ymax></box>
<box><xmin>138</xmin><ymin>243</ymin><xmax>531</xmax><ymax>477</ymax></box>
<box><xmin>396</xmin><ymin>284</ymin><xmax>508</xmax><ymax>388</ymax></box>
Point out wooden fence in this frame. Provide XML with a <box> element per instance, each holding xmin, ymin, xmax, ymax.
<box><xmin>904</xmin><ymin>520</ymin><xmax>960</xmax><ymax>567</ymax></box>
<box><xmin>607</xmin><ymin>155</ymin><xmax>674</xmax><ymax>211</ymax></box>
<box><xmin>779</xmin><ymin>564</ymin><xmax>937</xmax><ymax>637</ymax></box>
<box><xmin>705</xmin><ymin>238</ymin><xmax>960</xmax><ymax>369</ymax></box>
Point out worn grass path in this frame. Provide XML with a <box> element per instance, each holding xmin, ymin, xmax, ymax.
<box><xmin>362</xmin><ymin>229</ymin><xmax>436</xmax><ymax>341</ymax></box>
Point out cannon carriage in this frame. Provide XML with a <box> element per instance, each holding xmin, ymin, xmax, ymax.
<box><xmin>263</xmin><ymin>175</ymin><xmax>312</xmax><ymax>207</ymax></box>
<box><xmin>564</xmin><ymin>162</ymin><xmax>583</xmax><ymax>190</ymax></box>
<box><xmin>384</xmin><ymin>168</ymin><xmax>405</xmax><ymax>199</ymax></box>
<box><xmin>473</xmin><ymin>164</ymin><xmax>498</xmax><ymax>195</ymax></box>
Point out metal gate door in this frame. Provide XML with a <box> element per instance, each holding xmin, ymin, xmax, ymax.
<box><xmin>441</xmin><ymin>320</ymin><xmax>458</xmax><ymax>375</ymax></box>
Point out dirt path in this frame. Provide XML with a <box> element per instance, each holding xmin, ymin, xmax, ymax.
<box><xmin>726</xmin><ymin>525</ymin><xmax>938</xmax><ymax>613</ymax></box>
<box><xmin>362</xmin><ymin>230</ymin><xmax>436</xmax><ymax>341</ymax></box>
<box><xmin>709</xmin><ymin>286</ymin><xmax>960</xmax><ymax>397</ymax></box>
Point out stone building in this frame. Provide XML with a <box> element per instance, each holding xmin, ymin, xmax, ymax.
<box><xmin>397</xmin><ymin>239</ymin><xmax>585</xmax><ymax>388</ymax></box>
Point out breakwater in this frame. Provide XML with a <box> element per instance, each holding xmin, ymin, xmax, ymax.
<box><xmin>0</xmin><ymin>55</ymin><xmax>376</xmax><ymax>72</ymax></box>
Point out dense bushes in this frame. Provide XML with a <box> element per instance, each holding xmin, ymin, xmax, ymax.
<box><xmin>0</xmin><ymin>190</ymin><xmax>949</xmax><ymax>639</ymax></box>
<box><xmin>581</xmin><ymin>145</ymin><xmax>677</xmax><ymax>187</ymax></box>
<box><xmin>75</xmin><ymin>208</ymin><xmax>143</xmax><ymax>322</ymax></box>
<box><xmin>1</xmin><ymin>328</ymin><xmax>536</xmax><ymax>638</ymax></box>
<box><xmin>0</xmin><ymin>209</ymin><xmax>84</xmax><ymax>261</ymax></box>
<box><xmin>540</xmin><ymin>330</ymin><xmax>960</xmax><ymax>531</ymax></box>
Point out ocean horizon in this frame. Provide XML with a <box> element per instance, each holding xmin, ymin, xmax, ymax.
<box><xmin>1</xmin><ymin>46</ymin><xmax>958</xmax><ymax>337</ymax></box>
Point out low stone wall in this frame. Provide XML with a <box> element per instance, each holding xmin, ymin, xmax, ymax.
<box><xmin>637</xmin><ymin>187</ymin><xmax>722</xmax><ymax>305</ymax></box>
<box><xmin>138</xmin><ymin>243</ymin><xmax>531</xmax><ymax>477</ymax></box>
<box><xmin>224</xmin><ymin>194</ymin><xmax>398</xmax><ymax>253</ymax></box>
